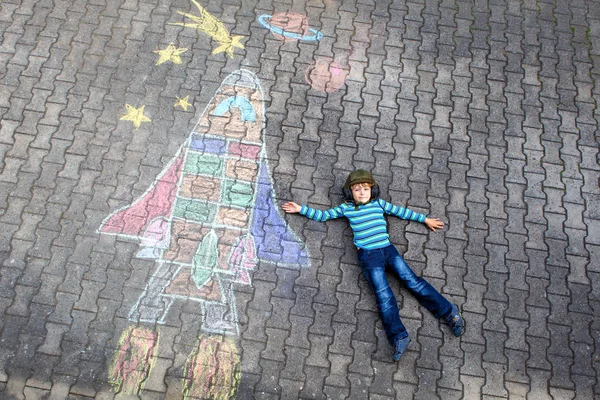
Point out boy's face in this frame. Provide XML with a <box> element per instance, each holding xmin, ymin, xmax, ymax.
<box><xmin>351</xmin><ymin>182</ymin><xmax>372</xmax><ymax>204</ymax></box>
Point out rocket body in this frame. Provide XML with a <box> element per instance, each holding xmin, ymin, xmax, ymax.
<box><xmin>99</xmin><ymin>70</ymin><xmax>308</xmax><ymax>334</ymax></box>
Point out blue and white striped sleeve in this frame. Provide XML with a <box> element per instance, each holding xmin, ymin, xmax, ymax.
<box><xmin>299</xmin><ymin>204</ymin><xmax>345</xmax><ymax>222</ymax></box>
<box><xmin>378</xmin><ymin>199</ymin><xmax>426</xmax><ymax>223</ymax></box>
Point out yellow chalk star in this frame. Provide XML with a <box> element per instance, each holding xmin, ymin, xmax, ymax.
<box><xmin>120</xmin><ymin>104</ymin><xmax>151</xmax><ymax>129</ymax></box>
<box><xmin>154</xmin><ymin>43</ymin><xmax>187</xmax><ymax>65</ymax></box>
<box><xmin>174</xmin><ymin>96</ymin><xmax>193</xmax><ymax>111</ymax></box>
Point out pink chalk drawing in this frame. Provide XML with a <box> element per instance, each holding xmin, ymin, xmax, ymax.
<box><xmin>109</xmin><ymin>327</ymin><xmax>158</xmax><ymax>395</ymax></box>
<box><xmin>137</xmin><ymin>217</ymin><xmax>171</xmax><ymax>259</ymax></box>
<box><xmin>257</xmin><ymin>13</ymin><xmax>323</xmax><ymax>42</ymax></box>
<box><xmin>99</xmin><ymin>69</ymin><xmax>309</xmax><ymax>330</ymax></box>
<box><xmin>101</xmin><ymin>153</ymin><xmax>183</xmax><ymax>238</ymax></box>
<box><xmin>305</xmin><ymin>57</ymin><xmax>349</xmax><ymax>93</ymax></box>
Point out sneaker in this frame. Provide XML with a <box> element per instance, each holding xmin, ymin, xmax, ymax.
<box><xmin>444</xmin><ymin>304</ymin><xmax>465</xmax><ymax>337</ymax></box>
<box><xmin>392</xmin><ymin>336</ymin><xmax>410</xmax><ymax>361</ymax></box>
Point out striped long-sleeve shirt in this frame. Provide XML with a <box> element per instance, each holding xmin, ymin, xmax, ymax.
<box><xmin>300</xmin><ymin>199</ymin><xmax>426</xmax><ymax>250</ymax></box>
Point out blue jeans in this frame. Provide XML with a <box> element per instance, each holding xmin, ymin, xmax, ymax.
<box><xmin>357</xmin><ymin>245</ymin><xmax>453</xmax><ymax>344</ymax></box>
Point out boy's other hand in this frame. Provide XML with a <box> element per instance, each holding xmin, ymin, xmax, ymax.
<box><xmin>425</xmin><ymin>217</ymin><xmax>444</xmax><ymax>232</ymax></box>
<box><xmin>282</xmin><ymin>202</ymin><xmax>302</xmax><ymax>214</ymax></box>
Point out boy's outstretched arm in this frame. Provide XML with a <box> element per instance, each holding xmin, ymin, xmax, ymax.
<box><xmin>378</xmin><ymin>199</ymin><xmax>444</xmax><ymax>231</ymax></box>
<box><xmin>283</xmin><ymin>202</ymin><xmax>344</xmax><ymax>221</ymax></box>
<box><xmin>425</xmin><ymin>217</ymin><xmax>444</xmax><ymax>232</ymax></box>
<box><xmin>282</xmin><ymin>202</ymin><xmax>302</xmax><ymax>214</ymax></box>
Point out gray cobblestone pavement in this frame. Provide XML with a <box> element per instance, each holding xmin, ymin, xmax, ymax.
<box><xmin>0</xmin><ymin>0</ymin><xmax>599</xmax><ymax>398</ymax></box>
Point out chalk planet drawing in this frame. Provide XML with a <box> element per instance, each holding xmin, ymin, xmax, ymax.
<box><xmin>257</xmin><ymin>13</ymin><xmax>324</xmax><ymax>41</ymax></box>
<box><xmin>305</xmin><ymin>58</ymin><xmax>349</xmax><ymax>93</ymax></box>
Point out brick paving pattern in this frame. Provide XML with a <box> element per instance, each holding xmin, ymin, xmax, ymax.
<box><xmin>0</xmin><ymin>0</ymin><xmax>599</xmax><ymax>398</ymax></box>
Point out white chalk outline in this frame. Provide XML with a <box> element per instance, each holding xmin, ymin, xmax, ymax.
<box><xmin>100</xmin><ymin>70</ymin><xmax>311</xmax><ymax>335</ymax></box>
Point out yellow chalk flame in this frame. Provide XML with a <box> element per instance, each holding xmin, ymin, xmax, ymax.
<box><xmin>109</xmin><ymin>327</ymin><xmax>158</xmax><ymax>395</ymax></box>
<box><xmin>183</xmin><ymin>334</ymin><xmax>241</xmax><ymax>399</ymax></box>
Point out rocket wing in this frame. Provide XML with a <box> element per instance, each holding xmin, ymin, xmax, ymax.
<box><xmin>98</xmin><ymin>151</ymin><xmax>184</xmax><ymax>238</ymax></box>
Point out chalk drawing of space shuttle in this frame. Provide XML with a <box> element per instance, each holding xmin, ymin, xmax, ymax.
<box><xmin>99</xmin><ymin>70</ymin><xmax>309</xmax><ymax>335</ymax></box>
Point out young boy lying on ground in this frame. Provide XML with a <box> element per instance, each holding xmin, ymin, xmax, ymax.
<box><xmin>282</xmin><ymin>169</ymin><xmax>464</xmax><ymax>361</ymax></box>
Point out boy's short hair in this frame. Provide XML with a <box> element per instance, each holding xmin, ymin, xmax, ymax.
<box><xmin>350</xmin><ymin>182</ymin><xmax>373</xmax><ymax>189</ymax></box>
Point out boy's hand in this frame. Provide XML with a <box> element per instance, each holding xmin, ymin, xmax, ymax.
<box><xmin>425</xmin><ymin>217</ymin><xmax>444</xmax><ymax>232</ymax></box>
<box><xmin>282</xmin><ymin>202</ymin><xmax>302</xmax><ymax>214</ymax></box>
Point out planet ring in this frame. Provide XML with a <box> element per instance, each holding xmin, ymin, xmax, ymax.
<box><xmin>257</xmin><ymin>14</ymin><xmax>324</xmax><ymax>41</ymax></box>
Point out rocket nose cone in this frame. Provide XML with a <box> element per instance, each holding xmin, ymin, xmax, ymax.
<box><xmin>223</xmin><ymin>70</ymin><xmax>259</xmax><ymax>90</ymax></box>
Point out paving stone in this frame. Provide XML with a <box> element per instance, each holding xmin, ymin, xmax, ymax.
<box><xmin>299</xmin><ymin>365</ymin><xmax>327</xmax><ymax>400</ymax></box>
<box><xmin>571</xmin><ymin>374</ymin><xmax>596</xmax><ymax>399</ymax></box>
<box><xmin>277</xmin><ymin>378</ymin><xmax>303</xmax><ymax>400</ymax></box>
<box><xmin>351</xmin><ymin>310</ymin><xmax>378</xmax><ymax>344</ymax></box>
<box><xmin>459</xmin><ymin>374</ymin><xmax>484</xmax><ymax>399</ymax></box>
<box><xmin>414</xmin><ymin>367</ymin><xmax>441</xmax><ymax>400</ymax></box>
<box><xmin>262</xmin><ymin>327</ymin><xmax>288</xmax><ymax>363</ymax></box>
<box><xmin>0</xmin><ymin>0</ymin><xmax>599</xmax><ymax>397</ymax></box>
<box><xmin>327</xmin><ymin>322</ymin><xmax>355</xmax><ymax>357</ymax></box>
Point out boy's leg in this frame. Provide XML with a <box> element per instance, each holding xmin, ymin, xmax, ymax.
<box><xmin>383</xmin><ymin>245</ymin><xmax>453</xmax><ymax>319</ymax></box>
<box><xmin>358</xmin><ymin>249</ymin><xmax>408</xmax><ymax>344</ymax></box>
